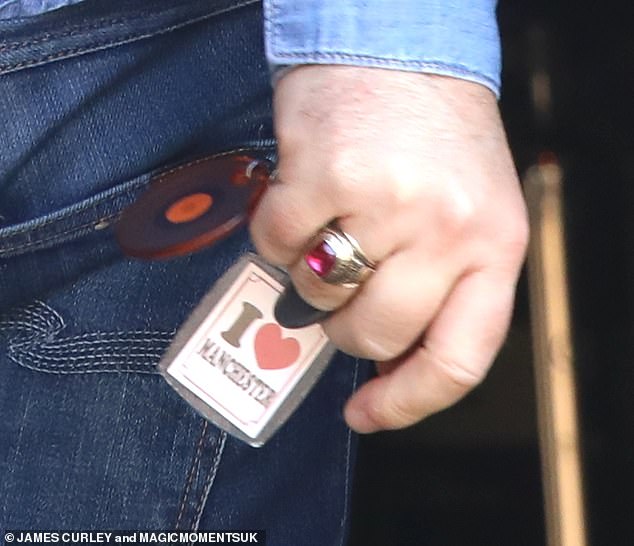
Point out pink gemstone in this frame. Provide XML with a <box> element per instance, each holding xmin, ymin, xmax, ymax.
<box><xmin>305</xmin><ymin>241</ymin><xmax>336</xmax><ymax>277</ymax></box>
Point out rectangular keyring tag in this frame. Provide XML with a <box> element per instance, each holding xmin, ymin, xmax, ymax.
<box><xmin>158</xmin><ymin>253</ymin><xmax>335</xmax><ymax>447</ymax></box>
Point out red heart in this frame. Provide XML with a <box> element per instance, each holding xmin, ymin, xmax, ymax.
<box><xmin>254</xmin><ymin>323</ymin><xmax>300</xmax><ymax>370</ymax></box>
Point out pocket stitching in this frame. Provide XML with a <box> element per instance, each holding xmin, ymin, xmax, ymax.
<box><xmin>0</xmin><ymin>175</ymin><xmax>147</xmax><ymax>239</ymax></box>
<box><xmin>0</xmin><ymin>144</ymin><xmax>274</xmax><ymax>257</ymax></box>
<box><xmin>0</xmin><ymin>17</ymin><xmax>130</xmax><ymax>52</ymax></box>
<box><xmin>0</xmin><ymin>0</ymin><xmax>259</xmax><ymax>75</ymax></box>
<box><xmin>1</xmin><ymin>300</ymin><xmax>174</xmax><ymax>375</ymax></box>
<box><xmin>0</xmin><ymin>211</ymin><xmax>119</xmax><ymax>256</ymax></box>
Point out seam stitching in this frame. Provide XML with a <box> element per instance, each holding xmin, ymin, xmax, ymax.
<box><xmin>270</xmin><ymin>51</ymin><xmax>498</xmax><ymax>90</ymax></box>
<box><xmin>0</xmin><ymin>17</ymin><xmax>130</xmax><ymax>51</ymax></box>
<box><xmin>151</xmin><ymin>146</ymin><xmax>271</xmax><ymax>185</ymax></box>
<box><xmin>339</xmin><ymin>357</ymin><xmax>361</xmax><ymax>546</ymax></box>
<box><xmin>0</xmin><ymin>212</ymin><xmax>120</xmax><ymax>255</ymax></box>
<box><xmin>0</xmin><ymin>145</ymin><xmax>275</xmax><ymax>255</ymax></box>
<box><xmin>191</xmin><ymin>431</ymin><xmax>227</xmax><ymax>533</ymax></box>
<box><xmin>0</xmin><ymin>0</ymin><xmax>259</xmax><ymax>75</ymax></box>
<box><xmin>1</xmin><ymin>300</ymin><xmax>171</xmax><ymax>375</ymax></box>
<box><xmin>176</xmin><ymin>420</ymin><xmax>209</xmax><ymax>530</ymax></box>
<box><xmin>0</xmin><ymin>178</ymin><xmax>146</xmax><ymax>237</ymax></box>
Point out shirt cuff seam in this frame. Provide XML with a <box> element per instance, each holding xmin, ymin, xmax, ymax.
<box><xmin>268</xmin><ymin>52</ymin><xmax>500</xmax><ymax>96</ymax></box>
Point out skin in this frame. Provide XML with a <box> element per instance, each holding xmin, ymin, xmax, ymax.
<box><xmin>250</xmin><ymin>65</ymin><xmax>529</xmax><ymax>434</ymax></box>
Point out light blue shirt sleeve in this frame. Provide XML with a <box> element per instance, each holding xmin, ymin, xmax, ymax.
<box><xmin>263</xmin><ymin>0</ymin><xmax>501</xmax><ymax>96</ymax></box>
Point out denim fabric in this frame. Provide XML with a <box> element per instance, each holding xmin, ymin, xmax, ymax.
<box><xmin>0</xmin><ymin>0</ymin><xmax>83</xmax><ymax>19</ymax></box>
<box><xmin>4</xmin><ymin>0</ymin><xmax>502</xmax><ymax>96</ymax></box>
<box><xmin>0</xmin><ymin>1</ymin><xmax>365</xmax><ymax>542</ymax></box>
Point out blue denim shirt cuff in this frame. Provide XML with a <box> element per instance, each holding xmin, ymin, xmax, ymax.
<box><xmin>263</xmin><ymin>0</ymin><xmax>501</xmax><ymax>97</ymax></box>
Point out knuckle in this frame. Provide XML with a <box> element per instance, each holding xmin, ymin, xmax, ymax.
<box><xmin>249</xmin><ymin>224</ymin><xmax>284</xmax><ymax>265</ymax></box>
<box><xmin>490</xmin><ymin>214</ymin><xmax>530</xmax><ymax>269</ymax></box>
<box><xmin>441</xmin><ymin>194</ymin><xmax>478</xmax><ymax>234</ymax></box>
<box><xmin>365</xmin><ymin>396</ymin><xmax>419</xmax><ymax>430</ymax></box>
<box><xmin>506</xmin><ymin>214</ymin><xmax>530</xmax><ymax>256</ymax></box>
<box><xmin>494</xmin><ymin>198</ymin><xmax>530</xmax><ymax>252</ymax></box>
<box><xmin>251</xmin><ymin>207</ymin><xmax>305</xmax><ymax>266</ymax></box>
<box><xmin>423</xmin><ymin>186</ymin><xmax>479</xmax><ymax>242</ymax></box>
<box><xmin>424</xmin><ymin>346</ymin><xmax>487</xmax><ymax>391</ymax></box>
<box><xmin>331</xmin><ymin>300</ymin><xmax>425</xmax><ymax>360</ymax></box>
<box><xmin>325</xmin><ymin>151</ymin><xmax>366</xmax><ymax>197</ymax></box>
<box><xmin>274</xmin><ymin>122</ymin><xmax>295</xmax><ymax>150</ymax></box>
<box><xmin>342</xmin><ymin>325</ymin><xmax>406</xmax><ymax>361</ymax></box>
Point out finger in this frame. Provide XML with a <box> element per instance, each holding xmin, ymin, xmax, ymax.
<box><xmin>321</xmin><ymin>248</ymin><xmax>455</xmax><ymax>359</ymax></box>
<box><xmin>249</xmin><ymin>168</ymin><xmax>337</xmax><ymax>266</ymax></box>
<box><xmin>343</xmin><ymin>267</ymin><xmax>517</xmax><ymax>433</ymax></box>
<box><xmin>283</xmin><ymin>212</ymin><xmax>412</xmax><ymax>312</ymax></box>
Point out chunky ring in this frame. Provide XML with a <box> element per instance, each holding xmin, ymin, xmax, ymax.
<box><xmin>304</xmin><ymin>223</ymin><xmax>377</xmax><ymax>288</ymax></box>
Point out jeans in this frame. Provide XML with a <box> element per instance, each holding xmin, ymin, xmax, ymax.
<box><xmin>0</xmin><ymin>1</ymin><xmax>364</xmax><ymax>543</ymax></box>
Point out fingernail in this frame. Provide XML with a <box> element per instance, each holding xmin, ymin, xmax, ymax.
<box><xmin>344</xmin><ymin>405</ymin><xmax>379</xmax><ymax>434</ymax></box>
<box><xmin>274</xmin><ymin>284</ymin><xmax>331</xmax><ymax>329</ymax></box>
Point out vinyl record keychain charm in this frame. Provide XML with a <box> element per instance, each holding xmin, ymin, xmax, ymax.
<box><xmin>115</xmin><ymin>152</ymin><xmax>272</xmax><ymax>259</ymax></box>
<box><xmin>115</xmin><ymin>151</ymin><xmax>336</xmax><ymax>446</ymax></box>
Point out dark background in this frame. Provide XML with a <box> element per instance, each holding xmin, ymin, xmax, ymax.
<box><xmin>349</xmin><ymin>1</ymin><xmax>634</xmax><ymax>544</ymax></box>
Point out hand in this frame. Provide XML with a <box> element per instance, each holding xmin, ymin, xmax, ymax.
<box><xmin>250</xmin><ymin>66</ymin><xmax>528</xmax><ymax>433</ymax></box>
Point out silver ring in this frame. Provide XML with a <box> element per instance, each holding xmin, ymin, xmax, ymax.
<box><xmin>304</xmin><ymin>222</ymin><xmax>376</xmax><ymax>288</ymax></box>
